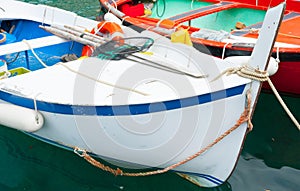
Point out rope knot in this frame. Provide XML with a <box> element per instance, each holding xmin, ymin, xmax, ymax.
<box><xmin>211</xmin><ymin>65</ymin><xmax>269</xmax><ymax>82</ymax></box>
<box><xmin>238</xmin><ymin>65</ymin><xmax>269</xmax><ymax>81</ymax></box>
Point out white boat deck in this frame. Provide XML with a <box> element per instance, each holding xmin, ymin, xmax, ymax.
<box><xmin>0</xmin><ymin>50</ymin><xmax>249</xmax><ymax>106</ymax></box>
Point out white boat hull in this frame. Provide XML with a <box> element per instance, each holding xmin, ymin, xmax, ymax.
<box><xmin>0</xmin><ymin>82</ymin><xmax>248</xmax><ymax>186</ymax></box>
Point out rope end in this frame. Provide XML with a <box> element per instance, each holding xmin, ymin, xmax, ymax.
<box><xmin>74</xmin><ymin>147</ymin><xmax>86</xmax><ymax>157</ymax></box>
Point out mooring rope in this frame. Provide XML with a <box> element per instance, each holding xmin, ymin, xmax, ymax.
<box><xmin>210</xmin><ymin>65</ymin><xmax>269</xmax><ymax>82</ymax></box>
<box><xmin>33</xmin><ymin>93</ymin><xmax>42</xmax><ymax>125</ymax></box>
<box><xmin>74</xmin><ymin>89</ymin><xmax>253</xmax><ymax>176</ymax></box>
<box><xmin>212</xmin><ymin>65</ymin><xmax>300</xmax><ymax>130</ymax></box>
<box><xmin>266</xmin><ymin>77</ymin><xmax>300</xmax><ymax>130</ymax></box>
<box><xmin>221</xmin><ymin>42</ymin><xmax>230</xmax><ymax>59</ymax></box>
<box><xmin>74</xmin><ymin>62</ymin><xmax>299</xmax><ymax>176</ymax></box>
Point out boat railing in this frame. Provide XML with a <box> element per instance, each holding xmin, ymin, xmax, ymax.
<box><xmin>0</xmin><ymin>35</ymin><xmax>68</xmax><ymax>56</ymax></box>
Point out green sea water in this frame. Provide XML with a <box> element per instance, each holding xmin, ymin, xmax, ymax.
<box><xmin>0</xmin><ymin>0</ymin><xmax>299</xmax><ymax>190</ymax></box>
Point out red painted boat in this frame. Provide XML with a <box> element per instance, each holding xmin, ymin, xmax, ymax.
<box><xmin>99</xmin><ymin>0</ymin><xmax>300</xmax><ymax>96</ymax></box>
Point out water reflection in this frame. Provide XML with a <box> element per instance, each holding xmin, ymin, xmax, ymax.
<box><xmin>229</xmin><ymin>93</ymin><xmax>300</xmax><ymax>191</ymax></box>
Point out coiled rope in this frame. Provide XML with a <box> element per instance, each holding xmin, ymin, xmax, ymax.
<box><xmin>211</xmin><ymin>65</ymin><xmax>269</xmax><ymax>82</ymax></box>
<box><xmin>74</xmin><ymin>89</ymin><xmax>253</xmax><ymax>176</ymax></box>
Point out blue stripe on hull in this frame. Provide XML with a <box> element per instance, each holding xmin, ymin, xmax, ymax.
<box><xmin>182</xmin><ymin>171</ymin><xmax>224</xmax><ymax>185</ymax></box>
<box><xmin>0</xmin><ymin>84</ymin><xmax>245</xmax><ymax>116</ymax></box>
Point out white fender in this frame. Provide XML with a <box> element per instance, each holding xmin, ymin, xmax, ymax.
<box><xmin>0</xmin><ymin>103</ymin><xmax>44</xmax><ymax>132</ymax></box>
<box><xmin>266</xmin><ymin>57</ymin><xmax>279</xmax><ymax>76</ymax></box>
<box><xmin>224</xmin><ymin>56</ymin><xmax>279</xmax><ymax>76</ymax></box>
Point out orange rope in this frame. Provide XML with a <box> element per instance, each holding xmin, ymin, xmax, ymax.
<box><xmin>74</xmin><ymin>89</ymin><xmax>253</xmax><ymax>176</ymax></box>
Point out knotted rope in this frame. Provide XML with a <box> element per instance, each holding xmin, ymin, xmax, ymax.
<box><xmin>211</xmin><ymin>65</ymin><xmax>269</xmax><ymax>82</ymax></box>
<box><xmin>212</xmin><ymin>65</ymin><xmax>300</xmax><ymax>130</ymax></box>
<box><xmin>73</xmin><ymin>64</ymin><xmax>299</xmax><ymax>176</ymax></box>
<box><xmin>74</xmin><ymin>90</ymin><xmax>253</xmax><ymax>176</ymax></box>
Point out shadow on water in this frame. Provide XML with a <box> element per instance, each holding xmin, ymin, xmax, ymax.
<box><xmin>229</xmin><ymin>92</ymin><xmax>300</xmax><ymax>191</ymax></box>
<box><xmin>244</xmin><ymin>92</ymin><xmax>299</xmax><ymax>170</ymax></box>
<box><xmin>0</xmin><ymin>125</ymin><xmax>232</xmax><ymax>191</ymax></box>
<box><xmin>0</xmin><ymin>92</ymin><xmax>299</xmax><ymax>191</ymax></box>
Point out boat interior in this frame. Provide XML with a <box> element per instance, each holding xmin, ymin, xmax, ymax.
<box><xmin>103</xmin><ymin>0</ymin><xmax>300</xmax><ymax>46</ymax></box>
<box><xmin>0</xmin><ymin>19</ymin><xmax>84</xmax><ymax>77</ymax></box>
